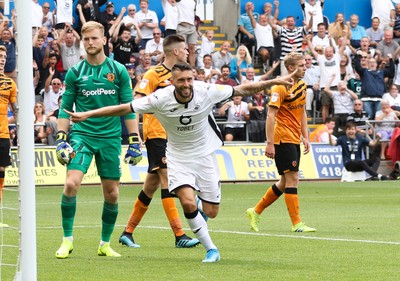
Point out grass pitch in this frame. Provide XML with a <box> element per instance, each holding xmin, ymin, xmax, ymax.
<box><xmin>1</xmin><ymin>181</ymin><xmax>399</xmax><ymax>281</ymax></box>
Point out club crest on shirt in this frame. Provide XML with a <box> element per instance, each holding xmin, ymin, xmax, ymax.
<box><xmin>107</xmin><ymin>73</ymin><xmax>115</xmax><ymax>82</ymax></box>
<box><xmin>292</xmin><ymin>161</ymin><xmax>297</xmax><ymax>167</ymax></box>
<box><xmin>139</xmin><ymin>79</ymin><xmax>149</xmax><ymax>89</ymax></box>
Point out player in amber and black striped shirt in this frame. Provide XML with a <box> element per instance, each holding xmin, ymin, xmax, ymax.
<box><xmin>247</xmin><ymin>52</ymin><xmax>316</xmax><ymax>233</ymax></box>
<box><xmin>0</xmin><ymin>45</ymin><xmax>17</xmax><ymax>228</ymax></box>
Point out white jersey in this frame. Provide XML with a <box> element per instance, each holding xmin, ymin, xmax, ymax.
<box><xmin>254</xmin><ymin>23</ymin><xmax>274</xmax><ymax>50</ymax></box>
<box><xmin>131</xmin><ymin>81</ymin><xmax>233</xmax><ymax>159</ymax></box>
<box><xmin>176</xmin><ymin>0</ymin><xmax>195</xmax><ymax>25</ymax></box>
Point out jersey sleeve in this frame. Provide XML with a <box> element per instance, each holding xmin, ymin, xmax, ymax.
<box><xmin>58</xmin><ymin>69</ymin><xmax>77</xmax><ymax>120</ymax></box>
<box><xmin>207</xmin><ymin>83</ymin><xmax>234</xmax><ymax>104</ymax></box>
<box><xmin>269</xmin><ymin>85</ymin><xmax>286</xmax><ymax>109</ymax></box>
<box><xmin>135</xmin><ymin>68</ymin><xmax>158</xmax><ymax>96</ymax></box>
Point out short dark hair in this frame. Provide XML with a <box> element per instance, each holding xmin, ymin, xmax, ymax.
<box><xmin>317</xmin><ymin>22</ymin><xmax>326</xmax><ymax>28</ymax></box>
<box><xmin>203</xmin><ymin>54</ymin><xmax>212</xmax><ymax>60</ymax></box>
<box><xmin>163</xmin><ymin>34</ymin><xmax>186</xmax><ymax>50</ymax></box>
<box><xmin>346</xmin><ymin>121</ymin><xmax>357</xmax><ymax>129</ymax></box>
<box><xmin>220</xmin><ymin>64</ymin><xmax>230</xmax><ymax>72</ymax></box>
<box><xmin>172</xmin><ymin>63</ymin><xmax>193</xmax><ymax>73</ymax></box>
<box><xmin>324</xmin><ymin>117</ymin><xmax>334</xmax><ymax>124</ymax></box>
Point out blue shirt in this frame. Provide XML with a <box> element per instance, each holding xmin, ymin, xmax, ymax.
<box><xmin>238</xmin><ymin>12</ymin><xmax>260</xmax><ymax>35</ymax></box>
<box><xmin>350</xmin><ymin>25</ymin><xmax>367</xmax><ymax>40</ymax></box>
<box><xmin>336</xmin><ymin>135</ymin><xmax>370</xmax><ymax>164</ymax></box>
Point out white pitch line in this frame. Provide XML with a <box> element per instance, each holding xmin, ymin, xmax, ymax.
<box><xmin>36</xmin><ymin>224</ymin><xmax>400</xmax><ymax>245</ymax></box>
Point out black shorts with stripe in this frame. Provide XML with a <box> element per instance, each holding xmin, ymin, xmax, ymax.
<box><xmin>145</xmin><ymin>138</ymin><xmax>167</xmax><ymax>174</ymax></box>
<box><xmin>274</xmin><ymin>143</ymin><xmax>300</xmax><ymax>175</ymax></box>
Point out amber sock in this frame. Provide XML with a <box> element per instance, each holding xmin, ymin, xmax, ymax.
<box><xmin>254</xmin><ymin>184</ymin><xmax>283</xmax><ymax>215</ymax></box>
<box><xmin>284</xmin><ymin>187</ymin><xmax>301</xmax><ymax>225</ymax></box>
<box><xmin>0</xmin><ymin>171</ymin><xmax>4</xmax><ymax>203</ymax></box>
<box><xmin>125</xmin><ymin>190</ymin><xmax>151</xmax><ymax>233</ymax></box>
<box><xmin>161</xmin><ymin>189</ymin><xmax>184</xmax><ymax>237</ymax></box>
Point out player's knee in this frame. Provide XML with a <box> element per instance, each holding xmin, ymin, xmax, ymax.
<box><xmin>203</xmin><ymin>205</ymin><xmax>219</xmax><ymax>218</ymax></box>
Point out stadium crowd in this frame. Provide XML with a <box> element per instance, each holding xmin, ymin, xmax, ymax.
<box><xmin>4</xmin><ymin>0</ymin><xmax>400</xmax><ymax>159</ymax></box>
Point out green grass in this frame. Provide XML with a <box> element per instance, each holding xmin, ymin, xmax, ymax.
<box><xmin>1</xmin><ymin>181</ymin><xmax>400</xmax><ymax>281</ymax></box>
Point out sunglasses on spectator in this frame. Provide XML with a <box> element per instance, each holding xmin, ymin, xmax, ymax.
<box><xmin>129</xmin><ymin>9</ymin><xmax>136</xmax><ymax>12</ymax></box>
<box><xmin>354</xmin><ymin>103</ymin><xmax>362</xmax><ymax>106</ymax></box>
<box><xmin>52</xmin><ymin>82</ymin><xmax>61</xmax><ymax>85</ymax></box>
<box><xmin>153</xmin><ymin>33</ymin><xmax>161</xmax><ymax>35</ymax></box>
<box><xmin>43</xmin><ymin>6</ymin><xmax>50</xmax><ymax>9</ymax></box>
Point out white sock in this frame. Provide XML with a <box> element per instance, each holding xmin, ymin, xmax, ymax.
<box><xmin>187</xmin><ymin>211</ymin><xmax>216</xmax><ymax>251</ymax></box>
<box><xmin>64</xmin><ymin>236</ymin><xmax>73</xmax><ymax>242</ymax></box>
<box><xmin>100</xmin><ymin>240</ymin><xmax>109</xmax><ymax>246</ymax></box>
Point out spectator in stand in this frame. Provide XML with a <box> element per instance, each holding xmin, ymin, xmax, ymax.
<box><xmin>300</xmin><ymin>0</ymin><xmax>324</xmax><ymax>33</ymax></box>
<box><xmin>375</xmin><ymin>99</ymin><xmax>399</xmax><ymax>159</ymax></box>
<box><xmin>394</xmin><ymin>4</ymin><xmax>400</xmax><ymax>41</ymax></box>
<box><xmin>247</xmin><ymin>88</ymin><xmax>268</xmax><ymax>142</ymax></box>
<box><xmin>339</xmin><ymin>54</ymin><xmax>355</xmax><ymax>81</ymax></box>
<box><xmin>212</xmin><ymin>41</ymin><xmax>234</xmax><ymax>70</ymax></box>
<box><xmin>270</xmin><ymin>14</ymin><xmax>313</xmax><ymax>75</ymax></box>
<box><xmin>366</xmin><ymin>17</ymin><xmax>384</xmax><ymax>48</ymax></box>
<box><xmin>229</xmin><ymin>45</ymin><xmax>252</xmax><ymax>84</ymax></box>
<box><xmin>33</xmin><ymin>102</ymin><xmax>48</xmax><ymax>144</ymax></box>
<box><xmin>43</xmin><ymin>67</ymin><xmax>63</xmax><ymax>115</ymax></box>
<box><xmin>135</xmin><ymin>53</ymin><xmax>152</xmax><ymax>76</ymax></box>
<box><xmin>122</xmin><ymin>4</ymin><xmax>139</xmax><ymax>40</ymax></box>
<box><xmin>309</xmin><ymin>117</ymin><xmax>336</xmax><ymax>143</ymax></box>
<box><xmin>37</xmin><ymin>51</ymin><xmax>62</xmax><ymax>97</ymax></box>
<box><xmin>175</xmin><ymin>0</ymin><xmax>197</xmax><ymax>67</ymax></box>
<box><xmin>218</xmin><ymin>95</ymin><xmax>250</xmax><ymax>141</ymax></box>
<box><xmin>308</xmin><ymin>37</ymin><xmax>344</xmax><ymax>122</ymax></box>
<box><xmin>346</xmin><ymin>99</ymin><xmax>372</xmax><ymax>136</ymax></box>
<box><xmin>194</xmin><ymin>67</ymin><xmax>206</xmax><ymax>82</ymax></box>
<box><xmin>242</xmin><ymin>67</ymin><xmax>260</xmax><ymax>83</ymax></box>
<box><xmin>311</xmin><ymin>22</ymin><xmax>329</xmax><ymax>50</ymax></box>
<box><xmin>237</xmin><ymin>2</ymin><xmax>259</xmax><ymax>57</ymax></box>
<box><xmin>215</xmin><ymin>65</ymin><xmax>237</xmax><ymax>87</ymax></box>
<box><xmin>75</xmin><ymin>0</ymin><xmax>107</xmax><ymax>33</ymax></box>
<box><xmin>324</xmin><ymin>74</ymin><xmax>358</xmax><ymax>136</ymax></box>
<box><xmin>161</xmin><ymin>0</ymin><xmax>178</xmax><ymax>37</ymax></box>
<box><xmin>383</xmin><ymin>84</ymin><xmax>400</xmax><ymax>109</ymax></box>
<box><xmin>58</xmin><ymin>24</ymin><xmax>81</xmax><ymax>75</ymax></box>
<box><xmin>0</xmin><ymin>26</ymin><xmax>16</xmax><ymax>82</ymax></box>
<box><xmin>54</xmin><ymin>0</ymin><xmax>74</xmax><ymax>32</ymax></box>
<box><xmin>354</xmin><ymin>51</ymin><xmax>395</xmax><ymax>119</ymax></box>
<box><xmin>125</xmin><ymin>63</ymin><xmax>138</xmax><ymax>89</ymax></box>
<box><xmin>303</xmin><ymin>53</ymin><xmax>320</xmax><ymax>117</ymax></box>
<box><xmin>100</xmin><ymin>1</ymin><xmax>118</xmax><ymax>31</ymax></box>
<box><xmin>41</xmin><ymin>2</ymin><xmax>54</xmax><ymax>33</ymax></box>
<box><xmin>371</xmin><ymin>0</ymin><xmax>395</xmax><ymax>31</ymax></box>
<box><xmin>202</xmin><ymin>54</ymin><xmax>221</xmax><ymax>84</ymax></box>
<box><xmin>329</xmin><ymin>121</ymin><xmax>388</xmax><ymax>181</ymax></box>
<box><xmin>197</xmin><ymin>29</ymin><xmax>215</xmax><ymax>68</ymax></box>
<box><xmin>32</xmin><ymin>0</ymin><xmax>43</xmax><ymax>36</ymax></box>
<box><xmin>377</xmin><ymin>29</ymin><xmax>399</xmax><ymax>60</ymax></box>
<box><xmin>249</xmin><ymin>11</ymin><xmax>275</xmax><ymax>73</ymax></box>
<box><xmin>263</xmin><ymin>1</ymin><xmax>279</xmax><ymax>23</ymax></box>
<box><xmin>356</xmin><ymin>37</ymin><xmax>376</xmax><ymax>59</ymax></box>
<box><xmin>145</xmin><ymin>28</ymin><xmax>163</xmax><ymax>65</ymax></box>
<box><xmin>328</xmin><ymin>13</ymin><xmax>351</xmax><ymax>44</ymax></box>
<box><xmin>134</xmin><ymin>0</ymin><xmax>159</xmax><ymax>52</ymax></box>
<box><xmin>111</xmin><ymin>9</ymin><xmax>141</xmax><ymax>66</ymax></box>
<box><xmin>349</xmin><ymin>14</ymin><xmax>367</xmax><ymax>49</ymax></box>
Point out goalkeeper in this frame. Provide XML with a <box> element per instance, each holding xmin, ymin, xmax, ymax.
<box><xmin>55</xmin><ymin>21</ymin><xmax>142</xmax><ymax>259</ymax></box>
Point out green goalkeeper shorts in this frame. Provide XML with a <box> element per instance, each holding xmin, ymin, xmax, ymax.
<box><xmin>67</xmin><ymin>133</ymin><xmax>122</xmax><ymax>180</ymax></box>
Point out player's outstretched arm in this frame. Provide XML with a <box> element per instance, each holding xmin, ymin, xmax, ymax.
<box><xmin>65</xmin><ymin>103</ymin><xmax>132</xmax><ymax>122</ymax></box>
<box><xmin>233</xmin><ymin>70</ymin><xmax>296</xmax><ymax>97</ymax></box>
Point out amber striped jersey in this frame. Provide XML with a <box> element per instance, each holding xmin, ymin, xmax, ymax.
<box><xmin>0</xmin><ymin>74</ymin><xmax>17</xmax><ymax>139</ymax></box>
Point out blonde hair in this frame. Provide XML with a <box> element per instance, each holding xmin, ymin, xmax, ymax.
<box><xmin>81</xmin><ymin>21</ymin><xmax>104</xmax><ymax>36</ymax></box>
<box><xmin>284</xmin><ymin>52</ymin><xmax>304</xmax><ymax>69</ymax></box>
<box><xmin>0</xmin><ymin>45</ymin><xmax>6</xmax><ymax>53</ymax></box>
<box><xmin>236</xmin><ymin>45</ymin><xmax>252</xmax><ymax>65</ymax></box>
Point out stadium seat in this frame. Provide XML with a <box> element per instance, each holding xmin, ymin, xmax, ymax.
<box><xmin>340</xmin><ymin>168</ymin><xmax>366</xmax><ymax>182</ymax></box>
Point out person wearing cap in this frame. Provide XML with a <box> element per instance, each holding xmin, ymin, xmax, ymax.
<box><xmin>101</xmin><ymin>1</ymin><xmax>118</xmax><ymax>30</ymax></box>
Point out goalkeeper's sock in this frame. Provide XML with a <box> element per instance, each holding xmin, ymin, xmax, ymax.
<box><xmin>101</xmin><ymin>201</ymin><xmax>118</xmax><ymax>242</ymax></box>
<box><xmin>161</xmin><ymin>188</ymin><xmax>185</xmax><ymax>237</ymax></box>
<box><xmin>61</xmin><ymin>194</ymin><xmax>76</xmax><ymax>237</ymax></box>
<box><xmin>125</xmin><ymin>190</ymin><xmax>151</xmax><ymax>233</ymax></box>
<box><xmin>254</xmin><ymin>184</ymin><xmax>283</xmax><ymax>215</ymax></box>
<box><xmin>284</xmin><ymin>187</ymin><xmax>301</xmax><ymax>226</ymax></box>
<box><xmin>0</xmin><ymin>171</ymin><xmax>4</xmax><ymax>203</ymax></box>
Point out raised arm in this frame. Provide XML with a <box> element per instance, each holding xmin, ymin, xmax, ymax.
<box><xmin>66</xmin><ymin>103</ymin><xmax>133</xmax><ymax>123</ymax></box>
<box><xmin>233</xmin><ymin>71</ymin><xmax>295</xmax><ymax>97</ymax></box>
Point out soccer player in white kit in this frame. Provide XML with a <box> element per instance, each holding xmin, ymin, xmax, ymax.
<box><xmin>66</xmin><ymin>63</ymin><xmax>295</xmax><ymax>263</ymax></box>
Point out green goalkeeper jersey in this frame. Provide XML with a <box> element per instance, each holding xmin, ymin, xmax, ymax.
<box><xmin>59</xmin><ymin>57</ymin><xmax>135</xmax><ymax>138</ymax></box>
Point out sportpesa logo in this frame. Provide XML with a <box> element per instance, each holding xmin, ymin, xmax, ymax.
<box><xmin>82</xmin><ymin>89</ymin><xmax>116</xmax><ymax>96</ymax></box>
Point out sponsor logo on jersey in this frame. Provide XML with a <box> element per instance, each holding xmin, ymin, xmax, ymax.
<box><xmin>107</xmin><ymin>73</ymin><xmax>115</xmax><ymax>82</ymax></box>
<box><xmin>292</xmin><ymin>161</ymin><xmax>297</xmax><ymax>167</ymax></box>
<box><xmin>82</xmin><ymin>76</ymin><xmax>89</xmax><ymax>81</ymax></box>
<box><xmin>170</xmin><ymin>108</ymin><xmax>178</xmax><ymax>112</ymax></box>
<box><xmin>82</xmin><ymin>88</ymin><xmax>117</xmax><ymax>96</ymax></box>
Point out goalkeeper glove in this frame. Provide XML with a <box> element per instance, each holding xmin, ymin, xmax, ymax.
<box><xmin>56</xmin><ymin>131</ymin><xmax>75</xmax><ymax>165</ymax></box>
<box><xmin>124</xmin><ymin>133</ymin><xmax>143</xmax><ymax>165</ymax></box>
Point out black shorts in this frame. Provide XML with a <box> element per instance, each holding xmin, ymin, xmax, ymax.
<box><xmin>0</xmin><ymin>138</ymin><xmax>11</xmax><ymax>167</ymax></box>
<box><xmin>274</xmin><ymin>143</ymin><xmax>300</xmax><ymax>175</ymax></box>
<box><xmin>145</xmin><ymin>138</ymin><xmax>167</xmax><ymax>174</ymax></box>
<box><xmin>225</xmin><ymin>127</ymin><xmax>246</xmax><ymax>141</ymax></box>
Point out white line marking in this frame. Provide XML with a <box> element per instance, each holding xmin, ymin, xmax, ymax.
<box><xmin>36</xmin><ymin>224</ymin><xmax>400</xmax><ymax>245</ymax></box>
